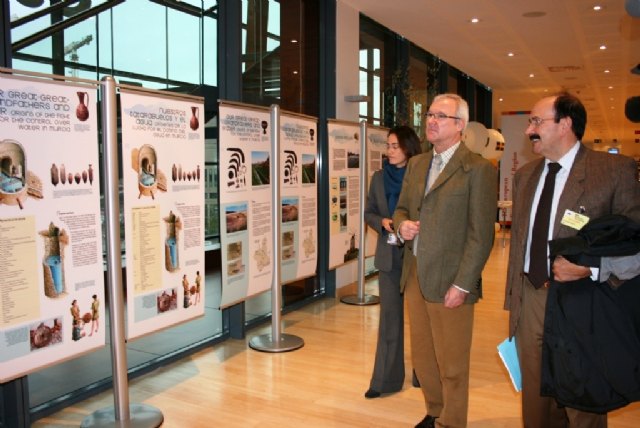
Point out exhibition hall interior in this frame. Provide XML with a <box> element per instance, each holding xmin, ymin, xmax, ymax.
<box><xmin>1</xmin><ymin>0</ymin><xmax>639</xmax><ymax>426</ymax></box>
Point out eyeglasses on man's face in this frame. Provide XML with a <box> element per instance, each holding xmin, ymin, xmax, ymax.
<box><xmin>425</xmin><ymin>112</ymin><xmax>460</xmax><ymax>121</ymax></box>
<box><xmin>527</xmin><ymin>116</ymin><xmax>555</xmax><ymax>126</ymax></box>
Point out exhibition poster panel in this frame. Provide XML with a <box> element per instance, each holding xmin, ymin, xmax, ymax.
<box><xmin>279</xmin><ymin>112</ymin><xmax>318</xmax><ymax>283</ymax></box>
<box><xmin>499</xmin><ymin>113</ymin><xmax>536</xmax><ymax>222</ymax></box>
<box><xmin>0</xmin><ymin>75</ymin><xmax>105</xmax><ymax>382</ymax></box>
<box><xmin>327</xmin><ymin>120</ymin><xmax>361</xmax><ymax>270</ymax></box>
<box><xmin>364</xmin><ymin>125</ymin><xmax>388</xmax><ymax>258</ymax></box>
<box><xmin>120</xmin><ymin>90</ymin><xmax>205</xmax><ymax>339</ymax></box>
<box><xmin>218</xmin><ymin>102</ymin><xmax>273</xmax><ymax>308</ymax></box>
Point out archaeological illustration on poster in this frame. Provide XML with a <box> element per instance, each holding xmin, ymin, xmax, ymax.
<box><xmin>120</xmin><ymin>90</ymin><xmax>205</xmax><ymax>339</ymax></box>
<box><xmin>0</xmin><ymin>75</ymin><xmax>104</xmax><ymax>382</ymax></box>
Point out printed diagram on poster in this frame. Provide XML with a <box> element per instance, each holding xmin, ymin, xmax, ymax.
<box><xmin>327</xmin><ymin>120</ymin><xmax>361</xmax><ymax>269</ymax></box>
<box><xmin>120</xmin><ymin>90</ymin><xmax>205</xmax><ymax>339</ymax></box>
<box><xmin>0</xmin><ymin>75</ymin><xmax>105</xmax><ymax>383</ymax></box>
<box><xmin>218</xmin><ymin>103</ymin><xmax>274</xmax><ymax>308</ymax></box>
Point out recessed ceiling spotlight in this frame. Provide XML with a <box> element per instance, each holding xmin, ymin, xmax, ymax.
<box><xmin>522</xmin><ymin>11</ymin><xmax>546</xmax><ymax>18</ymax></box>
<box><xmin>529</xmin><ymin>73</ymin><xmax>535</xmax><ymax>78</ymax></box>
<box><xmin>608</xmin><ymin>86</ymin><xmax>613</xmax><ymax>89</ymax></box>
<box><xmin>507</xmin><ymin>52</ymin><xmax>515</xmax><ymax>57</ymax></box>
<box><xmin>593</xmin><ymin>5</ymin><xmax>602</xmax><ymax>11</ymax></box>
<box><xmin>604</xmin><ymin>69</ymin><xmax>610</xmax><ymax>73</ymax></box>
<box><xmin>499</xmin><ymin>98</ymin><xmax>503</xmax><ymax>102</ymax></box>
<box><xmin>291</xmin><ymin>39</ymin><xmax>298</xmax><ymax>43</ymax></box>
<box><xmin>544</xmin><ymin>89</ymin><xmax>548</xmax><ymax>92</ymax></box>
<box><xmin>293</xmin><ymin>70</ymin><xmax>299</xmax><ymax>75</ymax></box>
<box><xmin>470</xmin><ymin>17</ymin><xmax>480</xmax><ymax>23</ymax></box>
<box><xmin>599</xmin><ymin>45</ymin><xmax>607</xmax><ymax>50</ymax></box>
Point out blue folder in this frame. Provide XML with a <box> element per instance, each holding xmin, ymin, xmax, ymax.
<box><xmin>498</xmin><ymin>337</ymin><xmax>522</xmax><ymax>392</ymax></box>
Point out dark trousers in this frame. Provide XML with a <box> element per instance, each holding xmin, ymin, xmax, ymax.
<box><xmin>516</xmin><ymin>276</ymin><xmax>607</xmax><ymax>428</ymax></box>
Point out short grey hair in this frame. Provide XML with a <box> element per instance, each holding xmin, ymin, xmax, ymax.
<box><xmin>432</xmin><ymin>93</ymin><xmax>469</xmax><ymax>130</ymax></box>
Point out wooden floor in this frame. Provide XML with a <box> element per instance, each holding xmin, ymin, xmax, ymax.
<box><xmin>34</xmin><ymin>236</ymin><xmax>640</xmax><ymax>427</ymax></box>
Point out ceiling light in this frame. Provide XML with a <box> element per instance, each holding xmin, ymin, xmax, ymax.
<box><xmin>608</xmin><ymin>86</ymin><xmax>613</xmax><ymax>89</ymax></box>
<box><xmin>593</xmin><ymin>5</ymin><xmax>602</xmax><ymax>11</ymax></box>
<box><xmin>522</xmin><ymin>11</ymin><xmax>546</xmax><ymax>18</ymax></box>
<box><xmin>529</xmin><ymin>73</ymin><xmax>535</xmax><ymax>78</ymax></box>
<box><xmin>499</xmin><ymin>98</ymin><xmax>503</xmax><ymax>102</ymax></box>
<box><xmin>507</xmin><ymin>52</ymin><xmax>514</xmax><ymax>57</ymax></box>
<box><xmin>470</xmin><ymin>17</ymin><xmax>480</xmax><ymax>23</ymax></box>
<box><xmin>604</xmin><ymin>69</ymin><xmax>610</xmax><ymax>73</ymax></box>
<box><xmin>599</xmin><ymin>45</ymin><xmax>607</xmax><ymax>50</ymax></box>
<box><xmin>291</xmin><ymin>39</ymin><xmax>298</xmax><ymax>43</ymax></box>
<box><xmin>293</xmin><ymin>70</ymin><xmax>299</xmax><ymax>75</ymax></box>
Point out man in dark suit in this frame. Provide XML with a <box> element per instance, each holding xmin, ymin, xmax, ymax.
<box><xmin>394</xmin><ymin>93</ymin><xmax>497</xmax><ymax>428</ymax></box>
<box><xmin>504</xmin><ymin>92</ymin><xmax>640</xmax><ymax>428</ymax></box>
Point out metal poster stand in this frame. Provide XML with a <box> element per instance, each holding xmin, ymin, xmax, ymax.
<box><xmin>81</xmin><ymin>76</ymin><xmax>163</xmax><ymax>428</ymax></box>
<box><xmin>340</xmin><ymin>120</ymin><xmax>379</xmax><ymax>306</ymax></box>
<box><xmin>249</xmin><ymin>104</ymin><xmax>304</xmax><ymax>352</ymax></box>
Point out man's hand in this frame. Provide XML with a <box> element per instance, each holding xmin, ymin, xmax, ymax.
<box><xmin>398</xmin><ymin>220</ymin><xmax>420</xmax><ymax>241</ymax></box>
<box><xmin>444</xmin><ymin>286</ymin><xmax>467</xmax><ymax>308</ymax></box>
<box><xmin>552</xmin><ymin>256</ymin><xmax>591</xmax><ymax>282</ymax></box>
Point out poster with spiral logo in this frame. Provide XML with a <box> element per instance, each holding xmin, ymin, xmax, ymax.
<box><xmin>327</xmin><ymin>120</ymin><xmax>362</xmax><ymax>269</ymax></box>
<box><xmin>218</xmin><ymin>102</ymin><xmax>273</xmax><ymax>308</ymax></box>
<box><xmin>0</xmin><ymin>75</ymin><xmax>104</xmax><ymax>383</ymax></box>
<box><xmin>364</xmin><ymin>125</ymin><xmax>389</xmax><ymax>258</ymax></box>
<box><xmin>120</xmin><ymin>90</ymin><xmax>205</xmax><ymax>340</ymax></box>
<box><xmin>279</xmin><ymin>112</ymin><xmax>318</xmax><ymax>284</ymax></box>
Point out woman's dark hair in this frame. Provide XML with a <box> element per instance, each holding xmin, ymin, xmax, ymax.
<box><xmin>388</xmin><ymin>125</ymin><xmax>422</xmax><ymax>159</ymax></box>
<box><xmin>553</xmin><ymin>92</ymin><xmax>587</xmax><ymax>140</ymax></box>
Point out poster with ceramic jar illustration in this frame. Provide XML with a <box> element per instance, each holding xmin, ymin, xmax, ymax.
<box><xmin>120</xmin><ymin>89</ymin><xmax>205</xmax><ymax>340</ymax></box>
<box><xmin>0</xmin><ymin>74</ymin><xmax>104</xmax><ymax>383</ymax></box>
<box><xmin>279</xmin><ymin>111</ymin><xmax>318</xmax><ymax>284</ymax></box>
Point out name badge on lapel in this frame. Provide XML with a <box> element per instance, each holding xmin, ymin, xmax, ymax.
<box><xmin>560</xmin><ymin>209</ymin><xmax>589</xmax><ymax>230</ymax></box>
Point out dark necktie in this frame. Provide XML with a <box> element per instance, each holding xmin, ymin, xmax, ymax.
<box><xmin>528</xmin><ymin>162</ymin><xmax>561</xmax><ymax>289</ymax></box>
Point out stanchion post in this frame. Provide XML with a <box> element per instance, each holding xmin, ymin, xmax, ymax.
<box><xmin>249</xmin><ymin>104</ymin><xmax>304</xmax><ymax>352</ymax></box>
<box><xmin>340</xmin><ymin>120</ymin><xmax>379</xmax><ymax>306</ymax></box>
<box><xmin>81</xmin><ymin>76</ymin><xmax>163</xmax><ymax>428</ymax></box>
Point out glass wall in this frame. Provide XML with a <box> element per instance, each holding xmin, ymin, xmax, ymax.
<box><xmin>358</xmin><ymin>15</ymin><xmax>492</xmax><ymax>135</ymax></box>
<box><xmin>358</xmin><ymin>16</ymin><xmax>393</xmax><ymax>126</ymax></box>
<box><xmin>7</xmin><ymin>0</ymin><xmax>226</xmax><ymax>415</ymax></box>
<box><xmin>408</xmin><ymin>45</ymin><xmax>429</xmax><ymax>140</ymax></box>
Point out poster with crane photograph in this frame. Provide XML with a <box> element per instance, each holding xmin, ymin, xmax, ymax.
<box><xmin>120</xmin><ymin>89</ymin><xmax>205</xmax><ymax>339</ymax></box>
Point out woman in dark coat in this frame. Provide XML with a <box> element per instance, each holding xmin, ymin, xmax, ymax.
<box><xmin>364</xmin><ymin>125</ymin><xmax>422</xmax><ymax>398</ymax></box>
